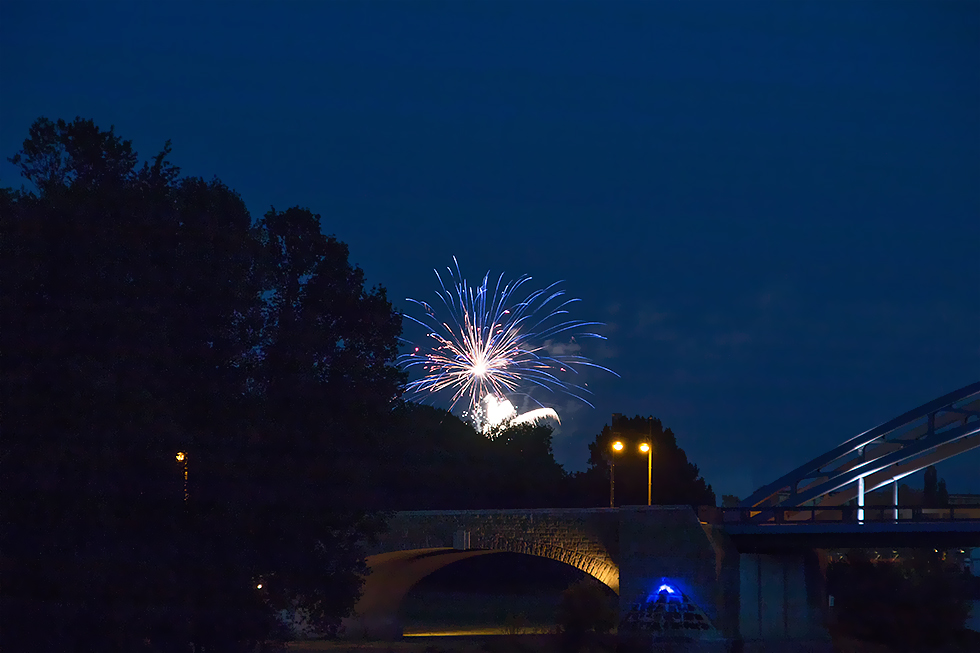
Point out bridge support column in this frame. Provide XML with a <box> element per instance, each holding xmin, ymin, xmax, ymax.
<box><xmin>737</xmin><ymin>551</ymin><xmax>832</xmax><ymax>652</ymax></box>
<box><xmin>857</xmin><ymin>476</ymin><xmax>865</xmax><ymax>523</ymax></box>
<box><xmin>893</xmin><ymin>478</ymin><xmax>899</xmax><ymax>521</ymax></box>
<box><xmin>618</xmin><ymin>507</ymin><xmax>732</xmax><ymax>650</ymax></box>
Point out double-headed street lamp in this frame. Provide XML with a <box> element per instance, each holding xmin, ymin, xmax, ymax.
<box><xmin>609</xmin><ymin>439</ymin><xmax>653</xmax><ymax>507</ymax></box>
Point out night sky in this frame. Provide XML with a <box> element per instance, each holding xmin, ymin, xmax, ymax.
<box><xmin>2</xmin><ymin>1</ymin><xmax>977</xmax><ymax>499</ymax></box>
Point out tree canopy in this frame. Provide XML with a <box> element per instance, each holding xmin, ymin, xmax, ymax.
<box><xmin>1</xmin><ymin>117</ymin><xmax>404</xmax><ymax>651</ymax></box>
<box><xmin>923</xmin><ymin>465</ymin><xmax>950</xmax><ymax>509</ymax></box>
<box><xmin>363</xmin><ymin>404</ymin><xmax>570</xmax><ymax>510</ymax></box>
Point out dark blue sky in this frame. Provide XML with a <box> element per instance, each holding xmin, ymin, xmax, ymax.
<box><xmin>3</xmin><ymin>0</ymin><xmax>978</xmax><ymax>498</ymax></box>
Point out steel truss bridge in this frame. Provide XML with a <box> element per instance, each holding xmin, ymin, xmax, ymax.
<box><xmin>737</xmin><ymin>381</ymin><xmax>980</xmax><ymax>527</ymax></box>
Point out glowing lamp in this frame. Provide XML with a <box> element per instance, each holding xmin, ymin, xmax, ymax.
<box><xmin>612</xmin><ymin>441</ymin><xmax>624</xmax><ymax>452</ymax></box>
<box><xmin>175</xmin><ymin>452</ymin><xmax>186</xmax><ymax>462</ymax></box>
<box><xmin>256</xmin><ymin>583</ymin><xmax>263</xmax><ymax>589</ymax></box>
<box><xmin>639</xmin><ymin>443</ymin><xmax>650</xmax><ymax>453</ymax></box>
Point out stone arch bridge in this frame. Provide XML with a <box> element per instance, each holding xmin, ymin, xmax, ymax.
<box><xmin>342</xmin><ymin>506</ymin><xmax>739</xmax><ymax>644</ymax></box>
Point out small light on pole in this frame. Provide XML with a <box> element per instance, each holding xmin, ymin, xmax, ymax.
<box><xmin>610</xmin><ymin>440</ymin><xmax>624</xmax><ymax>507</ymax></box>
<box><xmin>639</xmin><ymin>443</ymin><xmax>652</xmax><ymax>506</ymax></box>
<box><xmin>176</xmin><ymin>451</ymin><xmax>188</xmax><ymax>501</ymax></box>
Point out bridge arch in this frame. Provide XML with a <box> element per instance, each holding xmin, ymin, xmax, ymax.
<box><xmin>342</xmin><ymin>508</ymin><xmax>622</xmax><ymax>639</ymax></box>
<box><xmin>369</xmin><ymin>508</ymin><xmax>621</xmax><ymax>591</ymax></box>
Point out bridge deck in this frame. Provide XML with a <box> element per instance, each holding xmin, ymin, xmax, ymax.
<box><xmin>721</xmin><ymin>520</ymin><xmax>980</xmax><ymax>551</ymax></box>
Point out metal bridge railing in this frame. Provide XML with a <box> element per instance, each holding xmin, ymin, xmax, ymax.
<box><xmin>703</xmin><ymin>505</ymin><xmax>980</xmax><ymax>525</ymax></box>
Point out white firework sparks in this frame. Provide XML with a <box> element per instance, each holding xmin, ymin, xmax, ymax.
<box><xmin>399</xmin><ymin>258</ymin><xmax>616</xmax><ymax>434</ymax></box>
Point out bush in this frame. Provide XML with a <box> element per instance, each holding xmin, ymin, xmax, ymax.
<box><xmin>827</xmin><ymin>549</ymin><xmax>972</xmax><ymax>652</ymax></box>
<box><xmin>555</xmin><ymin>579</ymin><xmax>616</xmax><ymax>651</ymax></box>
<box><xmin>504</xmin><ymin>611</ymin><xmax>531</xmax><ymax>636</ymax></box>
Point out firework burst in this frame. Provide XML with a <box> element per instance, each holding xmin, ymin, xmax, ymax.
<box><xmin>399</xmin><ymin>258</ymin><xmax>616</xmax><ymax>432</ymax></box>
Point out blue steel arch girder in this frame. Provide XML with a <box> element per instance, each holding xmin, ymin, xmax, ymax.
<box><xmin>741</xmin><ymin>382</ymin><xmax>980</xmax><ymax>509</ymax></box>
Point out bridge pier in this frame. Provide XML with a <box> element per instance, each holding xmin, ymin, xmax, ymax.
<box><xmin>736</xmin><ymin>551</ymin><xmax>831</xmax><ymax>652</ymax></box>
<box><xmin>617</xmin><ymin>506</ymin><xmax>732</xmax><ymax>649</ymax></box>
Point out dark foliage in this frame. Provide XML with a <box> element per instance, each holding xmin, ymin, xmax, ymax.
<box><xmin>359</xmin><ymin>407</ymin><xmax>718</xmax><ymax>511</ymax></box>
<box><xmin>1</xmin><ymin>117</ymin><xmax>403</xmax><ymax>651</ymax></box>
<box><xmin>556</xmin><ymin>579</ymin><xmax>616</xmax><ymax>652</ymax></box>
<box><xmin>576</xmin><ymin>414</ymin><xmax>716</xmax><ymax>507</ymax></box>
<box><xmin>721</xmin><ymin>494</ymin><xmax>740</xmax><ymax>508</ymax></box>
<box><xmin>362</xmin><ymin>404</ymin><xmax>570</xmax><ymax>510</ymax></box>
<box><xmin>827</xmin><ymin>549</ymin><xmax>972</xmax><ymax>652</ymax></box>
<box><xmin>923</xmin><ymin>465</ymin><xmax>950</xmax><ymax>509</ymax></box>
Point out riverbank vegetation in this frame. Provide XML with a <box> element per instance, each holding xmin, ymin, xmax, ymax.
<box><xmin>828</xmin><ymin>549</ymin><xmax>978</xmax><ymax>652</ymax></box>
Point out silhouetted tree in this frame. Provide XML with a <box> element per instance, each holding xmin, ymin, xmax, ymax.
<box><xmin>2</xmin><ymin>117</ymin><xmax>197</xmax><ymax>651</ymax></box>
<box><xmin>937</xmin><ymin>478</ymin><xmax>949</xmax><ymax>508</ymax></box>
<box><xmin>721</xmin><ymin>494</ymin><xmax>740</xmax><ymax>508</ymax></box>
<box><xmin>923</xmin><ymin>465</ymin><xmax>949</xmax><ymax>509</ymax></box>
<box><xmin>368</xmin><ymin>403</ymin><xmax>492</xmax><ymax>509</ymax></box>
<box><xmin>365</xmin><ymin>404</ymin><xmax>569</xmax><ymax>510</ymax></box>
<box><xmin>1</xmin><ymin>117</ymin><xmax>403</xmax><ymax>651</ymax></box>
<box><xmin>924</xmin><ymin>465</ymin><xmax>938</xmax><ymax>507</ymax></box>
<box><xmin>491</xmin><ymin>421</ymin><xmax>568</xmax><ymax>507</ymax></box>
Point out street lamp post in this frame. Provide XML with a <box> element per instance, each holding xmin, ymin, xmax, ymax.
<box><xmin>639</xmin><ymin>442</ymin><xmax>652</xmax><ymax>506</ymax></box>
<box><xmin>610</xmin><ymin>440</ymin><xmax>624</xmax><ymax>507</ymax></box>
<box><xmin>176</xmin><ymin>451</ymin><xmax>188</xmax><ymax>501</ymax></box>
